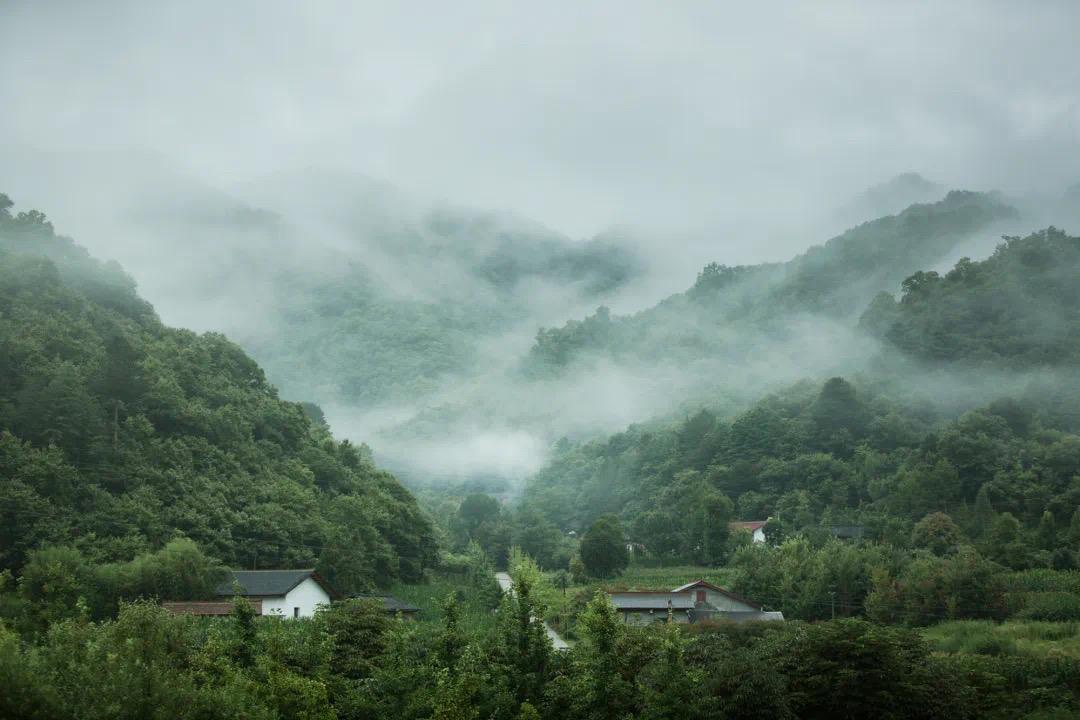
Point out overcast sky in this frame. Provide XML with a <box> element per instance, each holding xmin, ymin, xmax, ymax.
<box><xmin>2</xmin><ymin>0</ymin><xmax>1079</xmax><ymax>245</ymax></box>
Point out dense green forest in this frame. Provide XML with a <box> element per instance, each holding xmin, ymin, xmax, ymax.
<box><xmin>4</xmin><ymin>189</ymin><xmax>1080</xmax><ymax>718</ymax></box>
<box><xmin>0</xmin><ymin>193</ymin><xmax>436</xmax><ymax>604</ymax></box>
<box><xmin>864</xmin><ymin>227</ymin><xmax>1080</xmax><ymax>366</ymax></box>
<box><xmin>6</xmin><ymin>570</ymin><xmax>1080</xmax><ymax>719</ymax></box>
<box><xmin>525</xmin><ymin>190</ymin><xmax>1015</xmax><ymax>375</ymax></box>
<box><xmin>522</xmin><ymin>230</ymin><xmax>1080</xmax><ymax>554</ymax></box>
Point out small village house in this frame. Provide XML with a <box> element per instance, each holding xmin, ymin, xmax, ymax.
<box><xmin>728</xmin><ymin>520</ymin><xmax>768</xmax><ymax>544</ymax></box>
<box><xmin>163</xmin><ymin>569</ymin><xmax>338</xmax><ymax>619</ymax></box>
<box><xmin>607</xmin><ymin>580</ymin><xmax>783</xmax><ymax>626</ymax></box>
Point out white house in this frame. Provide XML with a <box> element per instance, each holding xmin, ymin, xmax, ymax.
<box><xmin>729</xmin><ymin>520</ymin><xmax>768</xmax><ymax>544</ymax></box>
<box><xmin>607</xmin><ymin>580</ymin><xmax>783</xmax><ymax>626</ymax></box>
<box><xmin>162</xmin><ymin>569</ymin><xmax>337</xmax><ymax>619</ymax></box>
<box><xmin>216</xmin><ymin>569</ymin><xmax>336</xmax><ymax>618</ymax></box>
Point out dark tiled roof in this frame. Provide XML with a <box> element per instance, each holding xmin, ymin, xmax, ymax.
<box><xmin>163</xmin><ymin>600</ymin><xmax>263</xmax><ymax>616</ymax></box>
<box><xmin>215</xmin><ymin>569</ymin><xmax>337</xmax><ymax>598</ymax></box>
<box><xmin>353</xmin><ymin>594</ymin><xmax>420</xmax><ymax>613</ymax></box>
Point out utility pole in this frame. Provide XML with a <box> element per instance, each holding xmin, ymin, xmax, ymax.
<box><xmin>830</xmin><ymin>590</ymin><xmax>836</xmax><ymax>620</ymax></box>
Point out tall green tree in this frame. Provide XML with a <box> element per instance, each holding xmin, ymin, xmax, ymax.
<box><xmin>580</xmin><ymin>515</ymin><xmax>628</xmax><ymax>579</ymax></box>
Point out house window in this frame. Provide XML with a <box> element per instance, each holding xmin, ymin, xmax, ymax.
<box><xmin>293</xmin><ymin>607</ymin><xmax>300</xmax><ymax>618</ymax></box>
<box><xmin>696</xmin><ymin>590</ymin><xmax>706</xmax><ymax>603</ymax></box>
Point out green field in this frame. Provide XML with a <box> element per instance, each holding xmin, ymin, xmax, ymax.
<box><xmin>923</xmin><ymin>620</ymin><xmax>1080</xmax><ymax>659</ymax></box>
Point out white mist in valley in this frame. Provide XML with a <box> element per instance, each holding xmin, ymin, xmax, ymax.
<box><xmin>3</xmin><ymin>1</ymin><xmax>1080</xmax><ymax>486</ymax></box>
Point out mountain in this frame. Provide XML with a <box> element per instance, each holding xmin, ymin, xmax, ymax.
<box><xmin>519</xmin><ymin>227</ymin><xmax>1080</xmax><ymax>558</ymax></box>
<box><xmin>234</xmin><ymin>186</ymin><xmax>643</xmax><ymax>407</ymax></box>
<box><xmin>370</xmin><ymin>190</ymin><xmax>1022</xmax><ymax>482</ymax></box>
<box><xmin>524</xmin><ymin>190</ymin><xmax>1018</xmax><ymax>376</ymax></box>
<box><xmin>834</xmin><ymin>172</ymin><xmax>946</xmax><ymax>227</ymax></box>
<box><xmin>0</xmin><ymin>157</ymin><xmax>645</xmax><ymax>409</ymax></box>
<box><xmin>0</xmin><ymin>192</ymin><xmax>436</xmax><ymax>593</ymax></box>
<box><xmin>862</xmin><ymin>227</ymin><xmax>1080</xmax><ymax>367</ymax></box>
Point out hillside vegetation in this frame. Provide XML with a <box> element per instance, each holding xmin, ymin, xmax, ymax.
<box><xmin>525</xmin><ymin>191</ymin><xmax>1016</xmax><ymax>375</ymax></box>
<box><xmin>0</xmin><ymin>193</ymin><xmax>436</xmax><ymax>601</ymax></box>
<box><xmin>522</xmin><ymin>230</ymin><xmax>1080</xmax><ymax>573</ymax></box>
<box><xmin>864</xmin><ymin>226</ymin><xmax>1080</xmax><ymax>366</ymax></box>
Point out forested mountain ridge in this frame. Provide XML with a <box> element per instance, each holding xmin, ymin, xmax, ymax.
<box><xmin>521</xmin><ymin>228</ymin><xmax>1080</xmax><ymax>570</ymax></box>
<box><xmin>832</xmin><ymin>172</ymin><xmax>945</xmax><ymax>228</ymax></box>
<box><xmin>524</xmin><ymin>190</ymin><xmax>1017</xmax><ymax>375</ymax></box>
<box><xmin>245</xmin><ymin>206</ymin><xmax>643</xmax><ymax>407</ymax></box>
<box><xmin>0</xmin><ymin>193</ymin><xmax>436</xmax><ymax>595</ymax></box>
<box><xmin>863</xmin><ymin>227</ymin><xmax>1080</xmax><ymax>367</ymax></box>
<box><xmin>128</xmin><ymin>169</ymin><xmax>645</xmax><ymax>408</ymax></box>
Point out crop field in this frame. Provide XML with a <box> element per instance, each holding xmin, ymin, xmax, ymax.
<box><xmin>609</xmin><ymin>565</ymin><xmax>737</xmax><ymax>591</ymax></box>
<box><xmin>923</xmin><ymin>620</ymin><xmax>1080</xmax><ymax>658</ymax></box>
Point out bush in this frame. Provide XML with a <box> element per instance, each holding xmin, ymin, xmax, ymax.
<box><xmin>967</xmin><ymin>634</ymin><xmax>1019</xmax><ymax>657</ymax></box>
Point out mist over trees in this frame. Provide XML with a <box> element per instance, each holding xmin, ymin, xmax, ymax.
<box><xmin>0</xmin><ymin>195</ymin><xmax>436</xmax><ymax>602</ymax></box>
<box><xmin>3</xmin><ymin>2</ymin><xmax>1080</xmax><ymax>716</ymax></box>
<box><xmin>5</xmin><ymin>180</ymin><xmax>1080</xmax><ymax>717</ymax></box>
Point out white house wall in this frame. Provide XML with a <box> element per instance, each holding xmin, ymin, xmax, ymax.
<box><xmin>261</xmin><ymin>594</ymin><xmax>289</xmax><ymax>617</ymax></box>
<box><xmin>260</xmin><ymin>578</ymin><xmax>331</xmax><ymax>619</ymax></box>
<box><xmin>286</xmin><ymin>578</ymin><xmax>331</xmax><ymax>618</ymax></box>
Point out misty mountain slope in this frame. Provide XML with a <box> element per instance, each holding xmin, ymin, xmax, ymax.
<box><xmin>361</xmin><ymin>190</ymin><xmax>1020</xmax><ymax>481</ymax></box>
<box><xmin>520</xmin><ymin>223</ymin><xmax>1080</xmax><ymax>550</ymax></box>
<box><xmin>833</xmin><ymin>172</ymin><xmax>946</xmax><ymax>228</ymax></box>
<box><xmin>521</xmin><ymin>367</ymin><xmax>1080</xmax><ymax>557</ymax></box>
<box><xmin>0</xmin><ymin>158</ymin><xmax>645</xmax><ymax>409</ymax></box>
<box><xmin>0</xmin><ymin>194</ymin><xmax>436</xmax><ymax>592</ymax></box>
<box><xmin>236</xmin><ymin>188</ymin><xmax>644</xmax><ymax>406</ymax></box>
<box><xmin>524</xmin><ymin>190</ymin><xmax>1018</xmax><ymax>376</ymax></box>
<box><xmin>117</xmin><ymin>168</ymin><xmax>645</xmax><ymax>408</ymax></box>
<box><xmin>863</xmin><ymin>227</ymin><xmax>1080</xmax><ymax>366</ymax></box>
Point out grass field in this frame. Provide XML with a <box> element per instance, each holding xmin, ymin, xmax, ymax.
<box><xmin>923</xmin><ymin>620</ymin><xmax>1080</xmax><ymax>658</ymax></box>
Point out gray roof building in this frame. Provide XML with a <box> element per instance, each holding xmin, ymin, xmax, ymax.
<box><xmin>606</xmin><ymin>580</ymin><xmax>782</xmax><ymax>626</ymax></box>
<box><xmin>216</xmin><ymin>569</ymin><xmax>339</xmax><ymax>599</ymax></box>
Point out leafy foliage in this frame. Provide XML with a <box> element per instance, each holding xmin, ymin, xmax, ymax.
<box><xmin>525</xmin><ymin>191</ymin><xmax>1015</xmax><ymax>375</ymax></box>
<box><xmin>0</xmin><ymin>196</ymin><xmax>436</xmax><ymax>596</ymax></box>
<box><xmin>867</xmin><ymin>228</ymin><xmax>1080</xmax><ymax>367</ymax></box>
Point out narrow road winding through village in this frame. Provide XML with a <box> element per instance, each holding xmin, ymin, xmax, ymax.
<box><xmin>494</xmin><ymin>572</ymin><xmax>570</xmax><ymax>650</ymax></box>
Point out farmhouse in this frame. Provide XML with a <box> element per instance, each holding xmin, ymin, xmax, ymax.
<box><xmin>163</xmin><ymin>569</ymin><xmax>337</xmax><ymax>619</ymax></box>
<box><xmin>728</xmin><ymin>520</ymin><xmax>768</xmax><ymax>543</ymax></box>
<box><xmin>607</xmin><ymin>580</ymin><xmax>783</xmax><ymax>626</ymax></box>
